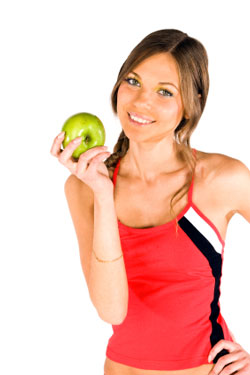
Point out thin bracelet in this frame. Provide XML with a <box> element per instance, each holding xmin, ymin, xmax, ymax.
<box><xmin>92</xmin><ymin>250</ymin><xmax>123</xmax><ymax>263</ymax></box>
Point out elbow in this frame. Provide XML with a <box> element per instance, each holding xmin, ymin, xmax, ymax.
<box><xmin>98</xmin><ymin>308</ymin><xmax>128</xmax><ymax>325</ymax></box>
<box><xmin>89</xmin><ymin>286</ymin><xmax>129</xmax><ymax>325</ymax></box>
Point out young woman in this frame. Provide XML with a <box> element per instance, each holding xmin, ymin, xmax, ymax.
<box><xmin>50</xmin><ymin>29</ymin><xmax>250</xmax><ymax>375</ymax></box>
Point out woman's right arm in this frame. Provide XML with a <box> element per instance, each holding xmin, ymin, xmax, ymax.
<box><xmin>64</xmin><ymin>175</ymin><xmax>128</xmax><ymax>325</ymax></box>
<box><xmin>50</xmin><ymin>132</ymin><xmax>128</xmax><ymax>325</ymax></box>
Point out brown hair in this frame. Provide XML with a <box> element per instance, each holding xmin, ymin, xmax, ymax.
<box><xmin>104</xmin><ymin>29</ymin><xmax>209</xmax><ymax>225</ymax></box>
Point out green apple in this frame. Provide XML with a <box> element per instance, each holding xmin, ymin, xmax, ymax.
<box><xmin>61</xmin><ymin>112</ymin><xmax>106</xmax><ymax>159</ymax></box>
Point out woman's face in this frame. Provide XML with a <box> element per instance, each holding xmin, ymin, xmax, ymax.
<box><xmin>117</xmin><ymin>52</ymin><xmax>186</xmax><ymax>142</ymax></box>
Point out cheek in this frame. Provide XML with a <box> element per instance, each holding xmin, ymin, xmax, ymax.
<box><xmin>117</xmin><ymin>85</ymin><xmax>135</xmax><ymax>118</ymax></box>
<box><xmin>159</xmin><ymin>99</ymin><xmax>182</xmax><ymax>118</ymax></box>
<box><xmin>117</xmin><ymin>85</ymin><xmax>128</xmax><ymax>110</ymax></box>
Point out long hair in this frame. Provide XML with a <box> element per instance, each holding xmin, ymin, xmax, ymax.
<box><xmin>104</xmin><ymin>29</ymin><xmax>209</xmax><ymax>225</ymax></box>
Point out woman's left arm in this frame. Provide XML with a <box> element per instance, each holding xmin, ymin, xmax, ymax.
<box><xmin>208</xmin><ymin>158</ymin><xmax>250</xmax><ymax>374</ymax></box>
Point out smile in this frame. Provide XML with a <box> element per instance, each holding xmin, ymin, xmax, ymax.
<box><xmin>128</xmin><ymin>112</ymin><xmax>155</xmax><ymax>126</ymax></box>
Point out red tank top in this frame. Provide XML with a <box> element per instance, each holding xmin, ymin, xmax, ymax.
<box><xmin>106</xmin><ymin>148</ymin><xmax>233</xmax><ymax>371</ymax></box>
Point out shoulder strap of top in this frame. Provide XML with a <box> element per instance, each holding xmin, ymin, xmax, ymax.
<box><xmin>112</xmin><ymin>158</ymin><xmax>121</xmax><ymax>186</ymax></box>
<box><xmin>187</xmin><ymin>148</ymin><xmax>197</xmax><ymax>204</ymax></box>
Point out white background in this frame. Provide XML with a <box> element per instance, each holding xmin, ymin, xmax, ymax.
<box><xmin>0</xmin><ymin>0</ymin><xmax>249</xmax><ymax>374</ymax></box>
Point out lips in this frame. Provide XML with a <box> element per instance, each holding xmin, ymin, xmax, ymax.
<box><xmin>128</xmin><ymin>112</ymin><xmax>155</xmax><ymax>122</ymax></box>
<box><xmin>127</xmin><ymin>112</ymin><xmax>155</xmax><ymax>126</ymax></box>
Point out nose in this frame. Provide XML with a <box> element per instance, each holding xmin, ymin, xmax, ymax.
<box><xmin>133</xmin><ymin>88</ymin><xmax>153</xmax><ymax>111</ymax></box>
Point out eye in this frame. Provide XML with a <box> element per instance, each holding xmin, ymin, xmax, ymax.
<box><xmin>158</xmin><ymin>89</ymin><xmax>173</xmax><ymax>97</ymax></box>
<box><xmin>124</xmin><ymin>77</ymin><xmax>140</xmax><ymax>86</ymax></box>
<box><xmin>124</xmin><ymin>77</ymin><xmax>173</xmax><ymax>97</ymax></box>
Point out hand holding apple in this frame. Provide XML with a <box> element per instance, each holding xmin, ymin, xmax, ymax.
<box><xmin>50</xmin><ymin>112</ymin><xmax>114</xmax><ymax>196</ymax></box>
<box><xmin>61</xmin><ymin>112</ymin><xmax>106</xmax><ymax>159</ymax></box>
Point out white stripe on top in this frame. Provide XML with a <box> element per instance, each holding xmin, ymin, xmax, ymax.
<box><xmin>184</xmin><ymin>207</ymin><xmax>223</xmax><ymax>254</ymax></box>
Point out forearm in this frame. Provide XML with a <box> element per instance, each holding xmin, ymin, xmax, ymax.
<box><xmin>88</xmin><ymin>192</ymin><xmax>128</xmax><ymax>325</ymax></box>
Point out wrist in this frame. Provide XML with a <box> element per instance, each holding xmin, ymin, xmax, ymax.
<box><xmin>94</xmin><ymin>189</ymin><xmax>114</xmax><ymax>205</ymax></box>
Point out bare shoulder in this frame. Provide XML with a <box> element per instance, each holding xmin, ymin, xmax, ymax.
<box><xmin>195</xmin><ymin>149</ymin><xmax>250</xmax><ymax>221</ymax></box>
<box><xmin>195</xmin><ymin>149</ymin><xmax>249</xmax><ymax>181</ymax></box>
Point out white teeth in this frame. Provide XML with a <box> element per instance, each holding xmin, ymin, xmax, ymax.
<box><xmin>129</xmin><ymin>113</ymin><xmax>153</xmax><ymax>124</ymax></box>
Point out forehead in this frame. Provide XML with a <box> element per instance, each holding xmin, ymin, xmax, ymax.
<box><xmin>132</xmin><ymin>53</ymin><xmax>180</xmax><ymax>84</ymax></box>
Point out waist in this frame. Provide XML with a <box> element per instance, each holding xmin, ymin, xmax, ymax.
<box><xmin>106</xmin><ymin>308</ymin><xmax>214</xmax><ymax>369</ymax></box>
<box><xmin>105</xmin><ymin>306</ymin><xmax>232</xmax><ymax>371</ymax></box>
<box><xmin>104</xmin><ymin>357</ymin><xmax>215</xmax><ymax>375</ymax></box>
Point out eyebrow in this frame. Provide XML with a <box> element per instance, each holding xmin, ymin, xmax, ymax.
<box><xmin>130</xmin><ymin>71</ymin><xmax>179</xmax><ymax>91</ymax></box>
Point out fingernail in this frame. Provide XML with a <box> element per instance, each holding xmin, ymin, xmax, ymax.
<box><xmin>208</xmin><ymin>355</ymin><xmax>212</xmax><ymax>362</ymax></box>
<box><xmin>73</xmin><ymin>137</ymin><xmax>82</xmax><ymax>143</ymax></box>
<box><xmin>58</xmin><ymin>131</ymin><xmax>65</xmax><ymax>138</ymax></box>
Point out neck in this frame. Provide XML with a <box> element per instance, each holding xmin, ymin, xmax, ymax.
<box><xmin>122</xmin><ymin>137</ymin><xmax>187</xmax><ymax>184</ymax></box>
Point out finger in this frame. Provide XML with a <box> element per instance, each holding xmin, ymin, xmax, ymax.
<box><xmin>50</xmin><ymin>131</ymin><xmax>65</xmax><ymax>157</ymax></box>
<box><xmin>76</xmin><ymin>151</ymin><xmax>110</xmax><ymax>176</ymax></box>
<box><xmin>208</xmin><ymin>340</ymin><xmax>240</xmax><ymax>363</ymax></box>
<box><xmin>58</xmin><ymin>136</ymin><xmax>83</xmax><ymax>165</ymax></box>
<box><xmin>237</xmin><ymin>364</ymin><xmax>250</xmax><ymax>375</ymax></box>
<box><xmin>75</xmin><ymin>145</ymin><xmax>108</xmax><ymax>168</ymax></box>
<box><xmin>208</xmin><ymin>351</ymin><xmax>245</xmax><ymax>375</ymax></box>
<box><xmin>81</xmin><ymin>145</ymin><xmax>108</xmax><ymax>158</ymax></box>
<box><xmin>219</xmin><ymin>358</ymin><xmax>247</xmax><ymax>375</ymax></box>
<box><xmin>91</xmin><ymin>151</ymin><xmax>111</xmax><ymax>165</ymax></box>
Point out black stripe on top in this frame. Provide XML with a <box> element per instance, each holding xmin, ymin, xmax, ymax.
<box><xmin>178</xmin><ymin>215</ymin><xmax>229</xmax><ymax>363</ymax></box>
